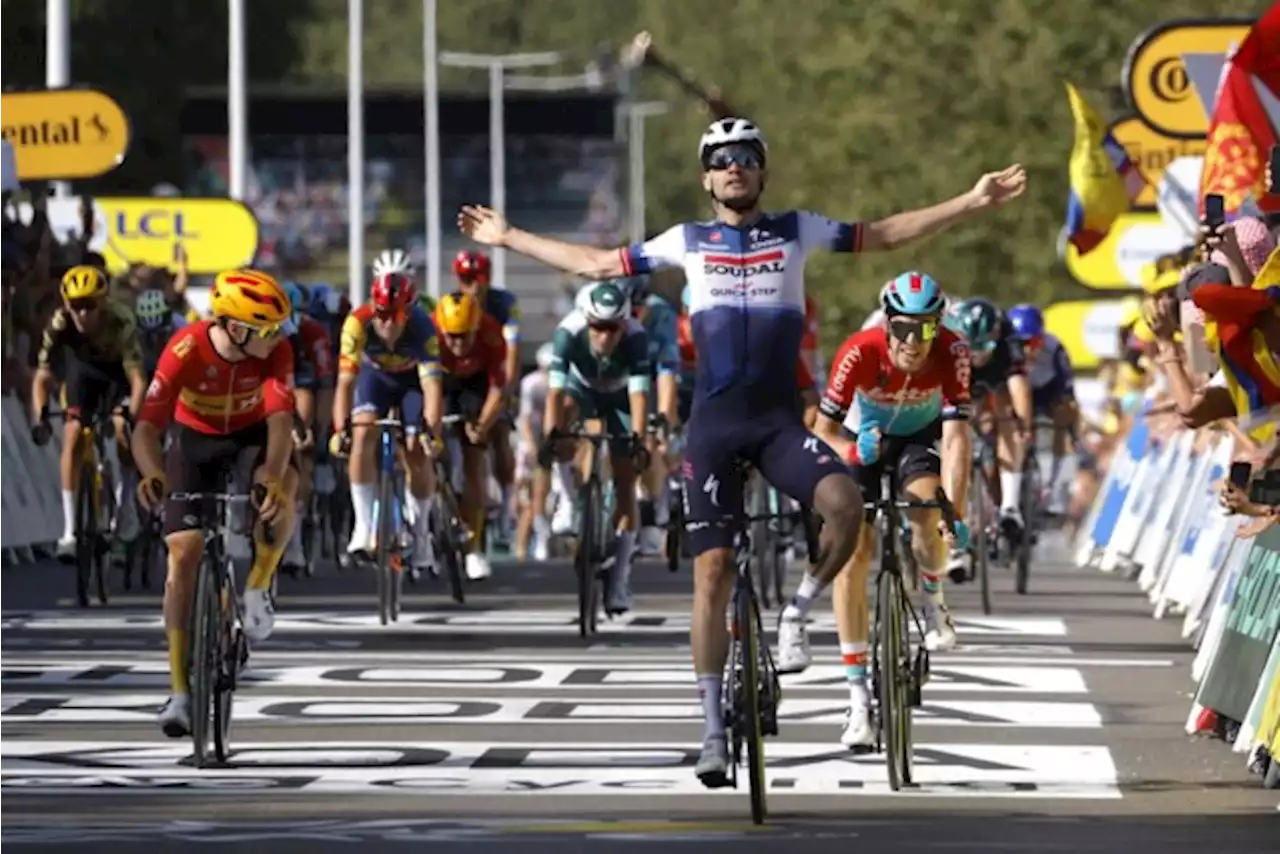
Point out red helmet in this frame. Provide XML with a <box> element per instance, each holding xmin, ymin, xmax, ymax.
<box><xmin>370</xmin><ymin>272</ymin><xmax>416</xmax><ymax>316</ymax></box>
<box><xmin>453</xmin><ymin>250</ymin><xmax>491</xmax><ymax>285</ymax></box>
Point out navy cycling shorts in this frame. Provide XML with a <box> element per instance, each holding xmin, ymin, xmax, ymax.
<box><xmin>353</xmin><ymin>368</ymin><xmax>424</xmax><ymax>426</ymax></box>
<box><xmin>681</xmin><ymin>402</ymin><xmax>851</xmax><ymax>556</ymax></box>
<box><xmin>1032</xmin><ymin>378</ymin><xmax>1071</xmax><ymax>415</ymax></box>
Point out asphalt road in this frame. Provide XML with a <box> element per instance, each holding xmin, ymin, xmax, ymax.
<box><xmin>3</xmin><ymin>532</ymin><xmax>1276</xmax><ymax>852</ymax></box>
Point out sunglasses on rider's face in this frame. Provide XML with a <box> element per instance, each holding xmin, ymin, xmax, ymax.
<box><xmin>706</xmin><ymin>146</ymin><xmax>762</xmax><ymax>172</ymax></box>
<box><xmin>888</xmin><ymin>317</ymin><xmax>938</xmax><ymax>343</ymax></box>
<box><xmin>67</xmin><ymin>297</ymin><xmax>102</xmax><ymax>313</ymax></box>
<box><xmin>225</xmin><ymin>317</ymin><xmax>284</xmax><ymax>344</ymax></box>
<box><xmin>588</xmin><ymin>321</ymin><xmax>623</xmax><ymax>334</ymax></box>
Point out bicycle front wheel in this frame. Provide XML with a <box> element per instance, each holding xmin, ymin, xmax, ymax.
<box><xmin>737</xmin><ymin>583</ymin><xmax>767</xmax><ymax>824</ymax></box>
<box><xmin>972</xmin><ymin>477</ymin><xmax>992</xmax><ymax>616</ymax></box>
<box><xmin>189</xmin><ymin>554</ymin><xmax>221</xmax><ymax>767</ymax></box>
<box><xmin>375</xmin><ymin>473</ymin><xmax>395</xmax><ymax>625</ymax></box>
<box><xmin>212</xmin><ymin>560</ymin><xmax>238</xmax><ymax>763</ymax></box>
<box><xmin>94</xmin><ymin>471</ymin><xmax>115</xmax><ymax>606</ymax></box>
<box><xmin>74</xmin><ymin>468</ymin><xmax>95</xmax><ymax>608</ymax></box>
<box><xmin>877</xmin><ymin>571</ymin><xmax>909</xmax><ymax>792</ymax></box>
<box><xmin>575</xmin><ymin>478</ymin><xmax>600</xmax><ymax>637</ymax></box>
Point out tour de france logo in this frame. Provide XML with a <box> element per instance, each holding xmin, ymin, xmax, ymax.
<box><xmin>1201</xmin><ymin>122</ymin><xmax>1263</xmax><ymax>210</ymax></box>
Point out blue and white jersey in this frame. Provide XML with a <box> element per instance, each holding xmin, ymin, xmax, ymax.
<box><xmin>1027</xmin><ymin>333</ymin><xmax>1074</xmax><ymax>392</ymax></box>
<box><xmin>620</xmin><ymin>211</ymin><xmax>864</xmax><ymax>412</ymax></box>
<box><xmin>640</xmin><ymin>293</ymin><xmax>679</xmax><ymax>378</ymax></box>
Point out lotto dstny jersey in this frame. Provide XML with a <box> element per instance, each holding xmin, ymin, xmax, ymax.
<box><xmin>640</xmin><ymin>293</ymin><xmax>679</xmax><ymax>377</ymax></box>
<box><xmin>482</xmin><ymin>288</ymin><xmax>521</xmax><ymax>343</ymax></box>
<box><xmin>619</xmin><ymin>211</ymin><xmax>864</xmax><ymax>412</ymax></box>
<box><xmin>548</xmin><ymin>310</ymin><xmax>652</xmax><ymax>397</ymax></box>
<box><xmin>1027</xmin><ymin>333</ymin><xmax>1074</xmax><ymax>392</ymax></box>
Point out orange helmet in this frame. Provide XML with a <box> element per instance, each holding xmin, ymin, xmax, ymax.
<box><xmin>434</xmin><ymin>290</ymin><xmax>483</xmax><ymax>335</ymax></box>
<box><xmin>210</xmin><ymin>269</ymin><xmax>291</xmax><ymax>327</ymax></box>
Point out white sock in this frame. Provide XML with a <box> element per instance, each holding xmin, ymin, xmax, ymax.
<box><xmin>61</xmin><ymin>490</ymin><xmax>76</xmax><ymax>539</ymax></box>
<box><xmin>615</xmin><ymin>529</ymin><xmax>635</xmax><ymax>584</ymax></box>
<box><xmin>697</xmin><ymin>673</ymin><xmax>724</xmax><ymax>739</ymax></box>
<box><xmin>351</xmin><ymin>482</ymin><xmax>376</xmax><ymax>537</ymax></box>
<box><xmin>654</xmin><ymin>479</ymin><xmax>670</xmax><ymax>526</ymax></box>
<box><xmin>553</xmin><ymin>461</ymin><xmax>575</xmax><ymax>499</ymax></box>
<box><xmin>289</xmin><ymin>501</ymin><xmax>305</xmax><ymax>550</ymax></box>
<box><xmin>1000</xmin><ymin>471</ymin><xmax>1023</xmax><ymax>511</ymax></box>
<box><xmin>414</xmin><ymin>495</ymin><xmax>432</xmax><ymax>541</ymax></box>
<box><xmin>782</xmin><ymin>572</ymin><xmax>823</xmax><ymax>621</ymax></box>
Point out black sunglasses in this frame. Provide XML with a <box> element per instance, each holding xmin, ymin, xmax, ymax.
<box><xmin>887</xmin><ymin>317</ymin><xmax>938</xmax><ymax>343</ymax></box>
<box><xmin>67</xmin><ymin>297</ymin><xmax>103</xmax><ymax>313</ymax></box>
<box><xmin>588</xmin><ymin>321</ymin><xmax>623</xmax><ymax>333</ymax></box>
<box><xmin>706</xmin><ymin>146</ymin><xmax>763</xmax><ymax>171</ymax></box>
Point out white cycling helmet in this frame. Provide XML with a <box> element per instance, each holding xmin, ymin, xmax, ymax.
<box><xmin>535</xmin><ymin>342</ymin><xmax>555</xmax><ymax>370</ymax></box>
<box><xmin>575</xmin><ymin>280</ymin><xmax>630</xmax><ymax>324</ymax></box>
<box><xmin>135</xmin><ymin>289</ymin><xmax>171</xmax><ymax>331</ymax></box>
<box><xmin>698</xmin><ymin>117</ymin><xmax>768</xmax><ymax>167</ymax></box>
<box><xmin>372</xmin><ymin>248</ymin><xmax>413</xmax><ymax>278</ymax></box>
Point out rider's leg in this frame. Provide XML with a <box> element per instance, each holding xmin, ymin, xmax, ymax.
<box><xmin>609</xmin><ymin>449</ymin><xmax>639</xmax><ymax>611</ymax></box>
<box><xmin>759</xmin><ymin>424</ymin><xmax>863</xmax><ymax>672</ymax></box>
<box><xmin>832</xmin><ymin>517</ymin><xmax>877</xmax><ymax>748</ymax></box>
<box><xmin>346</xmin><ymin>371</ymin><xmax>387</xmax><ymax>552</ymax></box>
<box><xmin>246</xmin><ymin>462</ymin><xmax>299</xmax><ymax>594</ymax></box>
<box><xmin>903</xmin><ymin>468</ymin><xmax>957</xmax><ymax>652</ymax></box>
<box><xmin>285</xmin><ymin>453</ymin><xmax>313</xmax><ymax>569</ymax></box>
<box><xmin>994</xmin><ymin>385</ymin><xmax>1027</xmax><ymax>521</ymax></box>
<box><xmin>490</xmin><ymin>418</ymin><xmax>516</xmax><ymax>537</ymax></box>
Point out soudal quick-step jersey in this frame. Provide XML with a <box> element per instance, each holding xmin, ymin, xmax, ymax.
<box><xmin>619</xmin><ymin>211</ymin><xmax>864</xmax><ymax>414</ymax></box>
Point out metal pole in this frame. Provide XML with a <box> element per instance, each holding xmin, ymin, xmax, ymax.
<box><xmin>45</xmin><ymin>0</ymin><xmax>71</xmax><ymax>197</ymax></box>
<box><xmin>347</xmin><ymin>0</ymin><xmax>365</xmax><ymax>305</ymax></box>
<box><xmin>227</xmin><ymin>0</ymin><xmax>248</xmax><ymax>201</ymax></box>
<box><xmin>423</xmin><ymin>0</ymin><xmax>441</xmax><ymax>300</ymax></box>
<box><xmin>489</xmin><ymin>63</ymin><xmax>506</xmax><ymax>290</ymax></box>
<box><xmin>629</xmin><ymin>109</ymin><xmax>644</xmax><ymax>245</ymax></box>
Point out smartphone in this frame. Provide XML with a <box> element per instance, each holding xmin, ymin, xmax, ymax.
<box><xmin>1270</xmin><ymin>144</ymin><xmax>1280</xmax><ymax>195</ymax></box>
<box><xmin>1204</xmin><ymin>194</ymin><xmax>1226</xmax><ymax>228</ymax></box>
<box><xmin>1229</xmin><ymin>461</ymin><xmax>1252</xmax><ymax>490</ymax></box>
<box><xmin>1249</xmin><ymin>469</ymin><xmax>1280</xmax><ymax>507</ymax></box>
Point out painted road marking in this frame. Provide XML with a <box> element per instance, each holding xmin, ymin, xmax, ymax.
<box><xmin>1</xmin><ymin>611</ymin><xmax>1070</xmax><ymax>637</ymax></box>
<box><xmin>1</xmin><ymin>663</ymin><xmax>1090</xmax><ymax>693</ymax></box>
<box><xmin>0</xmin><ymin>741</ymin><xmax>1120</xmax><ymax>798</ymax></box>
<box><xmin>0</xmin><ymin>694</ymin><xmax>1104</xmax><ymax>728</ymax></box>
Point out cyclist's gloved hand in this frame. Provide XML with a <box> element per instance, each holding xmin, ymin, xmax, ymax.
<box><xmin>30</xmin><ymin>420</ymin><xmax>52</xmax><ymax>447</ymax></box>
<box><xmin>537</xmin><ymin>429</ymin><xmax>565</xmax><ymax>470</ymax></box>
<box><xmin>254</xmin><ymin>478</ymin><xmax>288</xmax><ymax>524</ymax></box>
<box><xmin>328</xmin><ymin>430</ymin><xmax>351</xmax><ymax>458</ymax></box>
<box><xmin>137</xmin><ymin>475</ymin><xmax>167</xmax><ymax>512</ymax></box>
<box><xmin>856</xmin><ymin>427</ymin><xmax>882</xmax><ymax>465</ymax></box>
<box><xmin>648</xmin><ymin>413</ymin><xmax>670</xmax><ymax>442</ymax></box>
<box><xmin>950</xmin><ymin>518</ymin><xmax>972</xmax><ymax>552</ymax></box>
<box><xmin>627</xmin><ymin>432</ymin><xmax>651</xmax><ymax>471</ymax></box>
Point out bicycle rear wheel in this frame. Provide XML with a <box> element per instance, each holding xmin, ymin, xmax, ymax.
<box><xmin>375</xmin><ymin>473</ymin><xmax>395</xmax><ymax>625</ymax></box>
<box><xmin>1015</xmin><ymin>459</ymin><xmax>1038</xmax><ymax>595</ymax></box>
<box><xmin>877</xmin><ymin>571</ymin><xmax>909</xmax><ymax>791</ymax></box>
<box><xmin>190</xmin><ymin>554</ymin><xmax>220</xmax><ymax>767</ymax></box>
<box><xmin>439</xmin><ymin>487</ymin><xmax>467</xmax><ymax>605</ymax></box>
<box><xmin>576</xmin><ymin>478</ymin><xmax>600</xmax><ymax>637</ymax></box>
<box><xmin>736</xmin><ymin>582</ymin><xmax>767</xmax><ymax>824</ymax></box>
<box><xmin>212</xmin><ymin>560</ymin><xmax>238</xmax><ymax>763</ymax></box>
<box><xmin>74</xmin><ymin>471</ymin><xmax>94</xmax><ymax>608</ymax></box>
<box><xmin>665</xmin><ymin>482</ymin><xmax>683</xmax><ymax>574</ymax></box>
<box><xmin>971</xmin><ymin>476</ymin><xmax>992</xmax><ymax>615</ymax></box>
<box><xmin>93</xmin><ymin>471</ymin><xmax>115</xmax><ymax>606</ymax></box>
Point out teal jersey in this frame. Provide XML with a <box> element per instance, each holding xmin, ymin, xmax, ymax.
<box><xmin>640</xmin><ymin>294</ymin><xmax>679</xmax><ymax>378</ymax></box>
<box><xmin>548</xmin><ymin>310</ymin><xmax>652</xmax><ymax>397</ymax></box>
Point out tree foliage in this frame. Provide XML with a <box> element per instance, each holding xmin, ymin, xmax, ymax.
<box><xmin>3</xmin><ymin>0</ymin><xmax>1266</xmax><ymax>339</ymax></box>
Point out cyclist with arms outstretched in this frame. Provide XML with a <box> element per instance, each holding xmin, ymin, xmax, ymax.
<box><xmin>458</xmin><ymin>115</ymin><xmax>1026</xmax><ymax>785</ymax></box>
<box><xmin>815</xmin><ymin>272</ymin><xmax>973</xmax><ymax>750</ymax></box>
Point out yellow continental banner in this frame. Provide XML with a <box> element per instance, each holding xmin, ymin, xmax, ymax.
<box><xmin>99</xmin><ymin>198</ymin><xmax>259</xmax><ymax>274</ymax></box>
<box><xmin>0</xmin><ymin>89</ymin><xmax>130</xmax><ymax>180</ymax></box>
<box><xmin>1065</xmin><ymin>211</ymin><xmax>1190</xmax><ymax>290</ymax></box>
<box><xmin>1044</xmin><ymin>300</ymin><xmax>1135</xmax><ymax>370</ymax></box>
<box><xmin>1107</xmin><ymin>117</ymin><xmax>1208</xmax><ymax>208</ymax></box>
<box><xmin>1124</xmin><ymin>19</ymin><xmax>1252</xmax><ymax>138</ymax></box>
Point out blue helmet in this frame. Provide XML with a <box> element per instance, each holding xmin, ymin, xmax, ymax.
<box><xmin>282</xmin><ymin>281</ymin><xmax>305</xmax><ymax>334</ymax></box>
<box><xmin>308</xmin><ymin>283</ymin><xmax>334</xmax><ymax>317</ymax></box>
<box><xmin>1008</xmin><ymin>303</ymin><xmax>1045</xmax><ymax>340</ymax></box>
<box><xmin>882</xmin><ymin>271</ymin><xmax>946</xmax><ymax>317</ymax></box>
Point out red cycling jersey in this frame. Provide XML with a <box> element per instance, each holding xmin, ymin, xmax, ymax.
<box><xmin>677</xmin><ymin>313</ymin><xmax>815</xmax><ymax>390</ymax></box>
<box><xmin>821</xmin><ymin>326</ymin><xmax>971</xmax><ymax>452</ymax></box>
<box><xmin>291</xmin><ymin>316</ymin><xmax>334</xmax><ymax>384</ymax></box>
<box><xmin>138</xmin><ymin>321</ymin><xmax>295</xmax><ymax>436</ymax></box>
<box><xmin>439</xmin><ymin>313</ymin><xmax>508</xmax><ymax>389</ymax></box>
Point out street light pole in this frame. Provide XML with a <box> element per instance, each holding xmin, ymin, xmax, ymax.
<box><xmin>439</xmin><ymin>51</ymin><xmax>560</xmax><ymax>291</ymax></box>
<box><xmin>45</xmin><ymin>0</ymin><xmax>70</xmax><ymax>197</ymax></box>
<box><xmin>622</xmin><ymin>102</ymin><xmax>668</xmax><ymax>244</ymax></box>
<box><xmin>347</xmin><ymin>0</ymin><xmax>364</xmax><ymax>306</ymax></box>
<box><xmin>227</xmin><ymin>0</ymin><xmax>248</xmax><ymax>201</ymax></box>
<box><xmin>423</xmin><ymin>0</ymin><xmax>441</xmax><ymax>299</ymax></box>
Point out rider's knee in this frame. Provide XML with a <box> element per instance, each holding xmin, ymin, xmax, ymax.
<box><xmin>813</xmin><ymin>473</ymin><xmax>863</xmax><ymax>529</ymax></box>
<box><xmin>692</xmin><ymin>545</ymin><xmax>734</xmax><ymax>590</ymax></box>
<box><xmin>164</xmin><ymin>532</ymin><xmax>203</xmax><ymax>574</ymax></box>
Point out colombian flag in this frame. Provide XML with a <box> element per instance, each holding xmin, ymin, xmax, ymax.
<box><xmin>1063</xmin><ymin>83</ymin><xmax>1145</xmax><ymax>255</ymax></box>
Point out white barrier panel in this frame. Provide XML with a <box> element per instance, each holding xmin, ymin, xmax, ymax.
<box><xmin>1158</xmin><ymin>438</ymin><xmax>1234</xmax><ymax>619</ymax></box>
<box><xmin>1190</xmin><ymin>534</ymin><xmax>1255</xmax><ymax>686</ymax></box>
<box><xmin>1100</xmin><ymin>437</ymin><xmax>1172</xmax><ymax>572</ymax></box>
<box><xmin>1133</xmin><ymin>431</ymin><xmax>1197</xmax><ymax>594</ymax></box>
<box><xmin>1</xmin><ymin>398</ymin><xmax>65</xmax><ymax>551</ymax></box>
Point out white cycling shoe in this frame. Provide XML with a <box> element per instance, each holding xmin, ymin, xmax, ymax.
<box><xmin>841</xmin><ymin>697</ymin><xmax>875</xmax><ymax>752</ymax></box>
<box><xmin>159</xmin><ymin>693</ymin><xmax>191</xmax><ymax>738</ymax></box>
<box><xmin>924</xmin><ymin>602</ymin><xmax>958</xmax><ymax>652</ymax></box>
<box><xmin>776</xmin><ymin>615</ymin><xmax>812</xmax><ymax>674</ymax></box>
<box><xmin>465</xmin><ymin>553</ymin><xmax>492</xmax><ymax>581</ymax></box>
<box><xmin>243</xmin><ymin>588</ymin><xmax>275</xmax><ymax>643</ymax></box>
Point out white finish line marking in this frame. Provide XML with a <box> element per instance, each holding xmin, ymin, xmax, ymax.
<box><xmin>0</xmin><ymin>663</ymin><xmax>1089</xmax><ymax>693</ymax></box>
<box><xmin>1</xmin><ymin>610</ymin><xmax>1070</xmax><ymax>637</ymax></box>
<box><xmin>0</xmin><ymin>740</ymin><xmax>1121</xmax><ymax>799</ymax></box>
<box><xmin>1</xmin><ymin>694</ymin><xmax>1104</xmax><ymax>728</ymax></box>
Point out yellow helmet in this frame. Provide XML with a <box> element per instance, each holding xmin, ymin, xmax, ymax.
<box><xmin>210</xmin><ymin>269</ymin><xmax>291</xmax><ymax>327</ymax></box>
<box><xmin>62</xmin><ymin>265</ymin><xmax>107</xmax><ymax>300</ymax></box>
<box><xmin>433</xmin><ymin>290</ymin><xmax>482</xmax><ymax>335</ymax></box>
